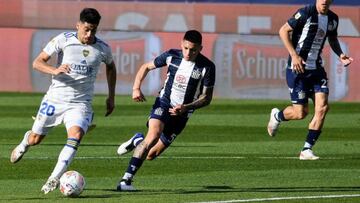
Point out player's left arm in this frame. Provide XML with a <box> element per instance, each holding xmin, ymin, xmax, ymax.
<box><xmin>105</xmin><ymin>61</ymin><xmax>117</xmax><ymax>116</ymax></box>
<box><xmin>169</xmin><ymin>86</ymin><xmax>214</xmax><ymax>116</ymax></box>
<box><xmin>184</xmin><ymin>86</ymin><xmax>213</xmax><ymax>110</ymax></box>
<box><xmin>328</xmin><ymin>35</ymin><xmax>354</xmax><ymax>67</ymax></box>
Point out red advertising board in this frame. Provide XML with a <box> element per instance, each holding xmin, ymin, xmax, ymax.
<box><xmin>0</xmin><ymin>28</ymin><xmax>359</xmax><ymax>101</ymax></box>
<box><xmin>0</xmin><ymin>28</ymin><xmax>33</xmax><ymax>92</ymax></box>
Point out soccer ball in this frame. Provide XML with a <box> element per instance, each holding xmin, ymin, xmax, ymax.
<box><xmin>59</xmin><ymin>170</ymin><xmax>86</xmax><ymax>197</ymax></box>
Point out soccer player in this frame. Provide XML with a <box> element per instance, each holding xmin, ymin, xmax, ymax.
<box><xmin>10</xmin><ymin>8</ymin><xmax>117</xmax><ymax>194</ymax></box>
<box><xmin>267</xmin><ymin>0</ymin><xmax>353</xmax><ymax>160</ymax></box>
<box><xmin>116</xmin><ymin>30</ymin><xmax>215</xmax><ymax>191</ymax></box>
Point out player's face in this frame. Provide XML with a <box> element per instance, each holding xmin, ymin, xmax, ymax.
<box><xmin>76</xmin><ymin>21</ymin><xmax>98</xmax><ymax>45</ymax></box>
<box><xmin>181</xmin><ymin>40</ymin><xmax>202</xmax><ymax>62</ymax></box>
<box><xmin>316</xmin><ymin>0</ymin><xmax>332</xmax><ymax>14</ymax></box>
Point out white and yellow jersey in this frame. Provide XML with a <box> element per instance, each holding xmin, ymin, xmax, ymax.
<box><xmin>43</xmin><ymin>32</ymin><xmax>113</xmax><ymax>103</ymax></box>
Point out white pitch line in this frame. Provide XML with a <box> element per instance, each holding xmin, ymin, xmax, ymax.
<box><xmin>190</xmin><ymin>194</ymin><xmax>360</xmax><ymax>203</ymax></box>
<box><xmin>22</xmin><ymin>156</ymin><xmax>349</xmax><ymax>160</ymax></box>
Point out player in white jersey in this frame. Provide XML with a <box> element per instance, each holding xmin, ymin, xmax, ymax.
<box><xmin>10</xmin><ymin>8</ymin><xmax>117</xmax><ymax>194</ymax></box>
<box><xmin>267</xmin><ymin>0</ymin><xmax>353</xmax><ymax>160</ymax></box>
<box><xmin>116</xmin><ymin>30</ymin><xmax>215</xmax><ymax>191</ymax></box>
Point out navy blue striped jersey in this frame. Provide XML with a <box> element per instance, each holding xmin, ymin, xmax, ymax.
<box><xmin>153</xmin><ymin>49</ymin><xmax>216</xmax><ymax>107</ymax></box>
<box><xmin>287</xmin><ymin>4</ymin><xmax>339</xmax><ymax>70</ymax></box>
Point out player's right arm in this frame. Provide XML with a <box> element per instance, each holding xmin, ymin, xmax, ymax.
<box><xmin>32</xmin><ymin>51</ymin><xmax>70</xmax><ymax>75</ymax></box>
<box><xmin>279</xmin><ymin>23</ymin><xmax>305</xmax><ymax>74</ymax></box>
<box><xmin>132</xmin><ymin>61</ymin><xmax>157</xmax><ymax>102</ymax></box>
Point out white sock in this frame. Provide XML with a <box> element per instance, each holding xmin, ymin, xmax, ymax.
<box><xmin>20</xmin><ymin>131</ymin><xmax>31</xmax><ymax>147</ymax></box>
<box><xmin>49</xmin><ymin>145</ymin><xmax>77</xmax><ymax>179</ymax></box>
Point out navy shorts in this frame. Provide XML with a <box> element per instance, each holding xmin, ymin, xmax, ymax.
<box><xmin>148</xmin><ymin>97</ymin><xmax>189</xmax><ymax>147</ymax></box>
<box><xmin>286</xmin><ymin>68</ymin><xmax>329</xmax><ymax>104</ymax></box>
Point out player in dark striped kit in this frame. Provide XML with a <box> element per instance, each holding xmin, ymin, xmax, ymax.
<box><xmin>116</xmin><ymin>30</ymin><xmax>215</xmax><ymax>190</ymax></box>
<box><xmin>267</xmin><ymin>0</ymin><xmax>353</xmax><ymax>160</ymax></box>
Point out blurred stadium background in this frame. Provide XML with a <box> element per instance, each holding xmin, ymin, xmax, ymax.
<box><xmin>1</xmin><ymin>1</ymin><xmax>360</xmax><ymax>202</ymax></box>
<box><xmin>0</xmin><ymin>0</ymin><xmax>359</xmax><ymax>101</ymax></box>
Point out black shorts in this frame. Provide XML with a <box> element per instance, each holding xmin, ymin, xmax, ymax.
<box><xmin>286</xmin><ymin>68</ymin><xmax>329</xmax><ymax>104</ymax></box>
<box><xmin>148</xmin><ymin>97</ymin><xmax>190</xmax><ymax>146</ymax></box>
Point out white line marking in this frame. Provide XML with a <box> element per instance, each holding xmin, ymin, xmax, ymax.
<box><xmin>190</xmin><ymin>194</ymin><xmax>360</xmax><ymax>203</ymax></box>
<box><xmin>22</xmin><ymin>156</ymin><xmax>349</xmax><ymax>160</ymax></box>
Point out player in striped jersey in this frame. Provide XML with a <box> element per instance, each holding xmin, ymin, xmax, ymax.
<box><xmin>10</xmin><ymin>8</ymin><xmax>117</xmax><ymax>193</ymax></box>
<box><xmin>116</xmin><ymin>30</ymin><xmax>215</xmax><ymax>191</ymax></box>
<box><xmin>267</xmin><ymin>0</ymin><xmax>353</xmax><ymax>160</ymax></box>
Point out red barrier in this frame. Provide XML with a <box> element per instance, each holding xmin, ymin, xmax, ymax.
<box><xmin>0</xmin><ymin>28</ymin><xmax>34</xmax><ymax>92</ymax></box>
<box><xmin>0</xmin><ymin>28</ymin><xmax>358</xmax><ymax>101</ymax></box>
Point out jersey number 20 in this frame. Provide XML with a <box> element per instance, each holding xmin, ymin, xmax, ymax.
<box><xmin>40</xmin><ymin>102</ymin><xmax>55</xmax><ymax>116</ymax></box>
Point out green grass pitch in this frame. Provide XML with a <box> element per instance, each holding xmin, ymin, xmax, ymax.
<box><xmin>1</xmin><ymin>92</ymin><xmax>360</xmax><ymax>203</ymax></box>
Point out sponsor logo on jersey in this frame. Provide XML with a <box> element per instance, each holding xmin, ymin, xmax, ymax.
<box><xmin>71</xmin><ymin>64</ymin><xmax>93</xmax><ymax>75</ymax></box>
<box><xmin>191</xmin><ymin>69</ymin><xmax>202</xmax><ymax>79</ymax></box>
<box><xmin>176</xmin><ymin>74</ymin><xmax>186</xmax><ymax>83</ymax></box>
<box><xmin>83</xmin><ymin>49</ymin><xmax>90</xmax><ymax>57</ymax></box>
<box><xmin>174</xmin><ymin>82</ymin><xmax>187</xmax><ymax>90</ymax></box>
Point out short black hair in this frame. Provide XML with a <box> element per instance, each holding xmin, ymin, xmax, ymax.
<box><xmin>80</xmin><ymin>8</ymin><xmax>101</xmax><ymax>25</ymax></box>
<box><xmin>183</xmin><ymin>30</ymin><xmax>202</xmax><ymax>45</ymax></box>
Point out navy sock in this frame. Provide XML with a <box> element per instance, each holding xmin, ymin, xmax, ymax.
<box><xmin>277</xmin><ymin>110</ymin><xmax>288</xmax><ymax>122</ymax></box>
<box><xmin>303</xmin><ymin>129</ymin><xmax>321</xmax><ymax>150</ymax></box>
<box><xmin>125</xmin><ymin>157</ymin><xmax>144</xmax><ymax>176</ymax></box>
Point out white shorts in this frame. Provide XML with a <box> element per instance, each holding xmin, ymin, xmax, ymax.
<box><xmin>32</xmin><ymin>96</ymin><xmax>93</xmax><ymax>135</ymax></box>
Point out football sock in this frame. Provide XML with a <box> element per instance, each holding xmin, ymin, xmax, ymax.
<box><xmin>20</xmin><ymin>131</ymin><xmax>31</xmax><ymax>147</ymax></box>
<box><xmin>124</xmin><ymin>157</ymin><xmax>144</xmax><ymax>179</ymax></box>
<box><xmin>276</xmin><ymin>110</ymin><xmax>288</xmax><ymax>122</ymax></box>
<box><xmin>122</xmin><ymin>172</ymin><xmax>133</xmax><ymax>180</ymax></box>
<box><xmin>50</xmin><ymin>138</ymin><xmax>80</xmax><ymax>179</ymax></box>
<box><xmin>133</xmin><ymin>134</ymin><xmax>144</xmax><ymax>147</ymax></box>
<box><xmin>303</xmin><ymin>129</ymin><xmax>321</xmax><ymax>150</ymax></box>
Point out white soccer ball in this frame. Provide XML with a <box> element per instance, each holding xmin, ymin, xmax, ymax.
<box><xmin>59</xmin><ymin>170</ymin><xmax>86</xmax><ymax>197</ymax></box>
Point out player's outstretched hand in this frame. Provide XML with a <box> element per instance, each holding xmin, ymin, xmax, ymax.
<box><xmin>340</xmin><ymin>54</ymin><xmax>354</xmax><ymax>67</ymax></box>
<box><xmin>105</xmin><ymin>97</ymin><xmax>115</xmax><ymax>116</ymax></box>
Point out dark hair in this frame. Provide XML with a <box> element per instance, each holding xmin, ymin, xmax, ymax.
<box><xmin>183</xmin><ymin>30</ymin><xmax>202</xmax><ymax>45</ymax></box>
<box><xmin>80</xmin><ymin>8</ymin><xmax>101</xmax><ymax>25</ymax></box>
